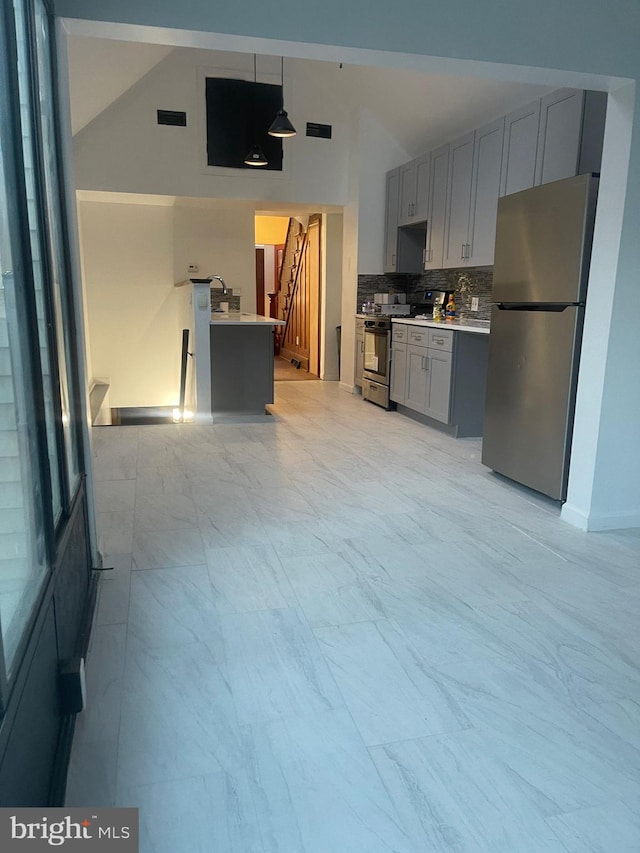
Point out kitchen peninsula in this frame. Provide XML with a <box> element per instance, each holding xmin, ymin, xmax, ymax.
<box><xmin>209</xmin><ymin>312</ymin><xmax>285</xmax><ymax>418</ymax></box>
<box><xmin>188</xmin><ymin>280</ymin><xmax>285</xmax><ymax>421</ymax></box>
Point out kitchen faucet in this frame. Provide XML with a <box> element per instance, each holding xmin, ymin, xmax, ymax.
<box><xmin>208</xmin><ymin>275</ymin><xmax>228</xmax><ymax>295</ymax></box>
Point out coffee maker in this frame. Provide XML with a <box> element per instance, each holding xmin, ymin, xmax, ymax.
<box><xmin>433</xmin><ymin>290</ymin><xmax>454</xmax><ymax>319</ymax></box>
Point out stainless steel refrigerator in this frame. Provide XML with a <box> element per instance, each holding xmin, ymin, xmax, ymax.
<box><xmin>482</xmin><ymin>173</ymin><xmax>598</xmax><ymax>501</ymax></box>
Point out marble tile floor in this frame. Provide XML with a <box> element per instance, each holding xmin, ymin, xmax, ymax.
<box><xmin>65</xmin><ymin>381</ymin><xmax>640</xmax><ymax>852</ymax></box>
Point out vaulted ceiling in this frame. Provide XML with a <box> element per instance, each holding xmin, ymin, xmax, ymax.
<box><xmin>66</xmin><ymin>37</ymin><xmax>552</xmax><ymax>157</ymax></box>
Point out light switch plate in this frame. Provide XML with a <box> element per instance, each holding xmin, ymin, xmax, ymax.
<box><xmin>197</xmin><ymin>293</ymin><xmax>209</xmax><ymax>309</ymax></box>
<box><xmin>471</xmin><ymin>296</ymin><xmax>479</xmax><ymax>311</ymax></box>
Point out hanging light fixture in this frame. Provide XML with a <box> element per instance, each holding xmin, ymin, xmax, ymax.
<box><xmin>244</xmin><ymin>55</ymin><xmax>269</xmax><ymax>167</ymax></box>
<box><xmin>268</xmin><ymin>56</ymin><xmax>296</xmax><ymax>138</ymax></box>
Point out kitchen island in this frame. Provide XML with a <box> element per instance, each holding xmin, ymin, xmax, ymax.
<box><xmin>209</xmin><ymin>312</ymin><xmax>285</xmax><ymax>418</ymax></box>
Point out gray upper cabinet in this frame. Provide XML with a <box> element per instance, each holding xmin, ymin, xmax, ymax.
<box><xmin>443</xmin><ymin>132</ymin><xmax>475</xmax><ymax>267</ymax></box>
<box><xmin>405</xmin><ymin>344</ymin><xmax>429</xmax><ymax>412</ymax></box>
<box><xmin>425</xmin><ymin>349</ymin><xmax>452</xmax><ymax>422</ymax></box>
<box><xmin>424</xmin><ymin>144</ymin><xmax>449</xmax><ymax>270</ymax></box>
<box><xmin>382</xmin><ymin>87</ymin><xmax>605</xmax><ymax>273</ymax></box>
<box><xmin>535</xmin><ymin>88</ymin><xmax>608</xmax><ymax>186</ymax></box>
<box><xmin>384</xmin><ymin>168</ymin><xmax>400</xmax><ymax>272</ymax></box>
<box><xmin>535</xmin><ymin>88</ymin><xmax>584</xmax><ymax>186</ymax></box>
<box><xmin>414</xmin><ymin>153</ymin><xmax>431</xmax><ymax>221</ymax></box>
<box><xmin>468</xmin><ymin>117</ymin><xmax>505</xmax><ymax>266</ymax></box>
<box><xmin>500</xmin><ymin>99</ymin><xmax>541</xmax><ymax>197</ymax></box>
<box><xmin>399</xmin><ymin>161</ymin><xmax>417</xmax><ymax>226</ymax></box>
<box><xmin>399</xmin><ymin>154</ymin><xmax>430</xmax><ymax>225</ymax></box>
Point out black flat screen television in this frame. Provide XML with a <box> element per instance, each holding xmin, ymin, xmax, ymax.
<box><xmin>205</xmin><ymin>77</ymin><xmax>283</xmax><ymax>171</ymax></box>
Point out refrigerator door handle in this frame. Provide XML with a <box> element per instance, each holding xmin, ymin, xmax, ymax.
<box><xmin>495</xmin><ymin>302</ymin><xmax>583</xmax><ymax>312</ymax></box>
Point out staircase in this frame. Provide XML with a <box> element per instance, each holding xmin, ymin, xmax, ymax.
<box><xmin>272</xmin><ymin>218</ymin><xmax>307</xmax><ymax>354</ymax></box>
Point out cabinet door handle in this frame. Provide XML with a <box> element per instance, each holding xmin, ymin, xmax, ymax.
<box><xmin>422</xmin><ymin>248</ymin><xmax>426</xmax><ymax>266</ymax></box>
<box><xmin>392</xmin><ymin>253</ymin><xmax>396</xmax><ymax>266</ymax></box>
<box><xmin>421</xmin><ymin>355</ymin><xmax>427</xmax><ymax>370</ymax></box>
<box><xmin>461</xmin><ymin>243</ymin><xmax>465</xmax><ymax>259</ymax></box>
<box><xmin>414</xmin><ymin>334</ymin><xmax>422</xmax><ymax>341</ymax></box>
<box><xmin>360</xmin><ymin>341</ymin><xmax>364</xmax><ymax>352</ymax></box>
<box><xmin>433</xmin><ymin>337</ymin><xmax>444</xmax><ymax>345</ymax></box>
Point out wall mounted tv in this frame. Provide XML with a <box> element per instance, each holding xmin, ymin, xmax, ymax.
<box><xmin>206</xmin><ymin>77</ymin><xmax>283</xmax><ymax>171</ymax></box>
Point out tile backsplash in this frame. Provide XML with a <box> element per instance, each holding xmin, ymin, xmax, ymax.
<box><xmin>358</xmin><ymin>267</ymin><xmax>494</xmax><ymax>321</ymax></box>
<box><xmin>210</xmin><ymin>288</ymin><xmax>241</xmax><ymax>312</ymax></box>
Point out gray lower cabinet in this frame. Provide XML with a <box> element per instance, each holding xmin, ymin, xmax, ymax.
<box><xmin>390</xmin><ymin>340</ymin><xmax>407</xmax><ymax>404</ymax></box>
<box><xmin>391</xmin><ymin>324</ymin><xmax>489</xmax><ymax>437</ymax></box>
<box><xmin>405</xmin><ymin>343</ymin><xmax>430</xmax><ymax>411</ymax></box>
<box><xmin>209</xmin><ymin>325</ymin><xmax>275</xmax><ymax>414</ymax></box>
<box><xmin>355</xmin><ymin>318</ymin><xmax>365</xmax><ymax>388</ymax></box>
<box><xmin>426</xmin><ymin>348</ymin><xmax>453</xmax><ymax>422</ymax></box>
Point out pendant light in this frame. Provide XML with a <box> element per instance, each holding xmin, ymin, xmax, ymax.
<box><xmin>244</xmin><ymin>55</ymin><xmax>268</xmax><ymax>167</ymax></box>
<box><xmin>268</xmin><ymin>56</ymin><xmax>296</xmax><ymax>138</ymax></box>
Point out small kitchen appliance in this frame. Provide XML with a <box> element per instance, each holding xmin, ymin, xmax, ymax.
<box><xmin>374</xmin><ymin>293</ymin><xmax>406</xmax><ymax>304</ymax></box>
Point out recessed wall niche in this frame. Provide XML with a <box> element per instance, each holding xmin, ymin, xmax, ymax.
<box><xmin>205</xmin><ymin>78</ymin><xmax>283</xmax><ymax>171</ymax></box>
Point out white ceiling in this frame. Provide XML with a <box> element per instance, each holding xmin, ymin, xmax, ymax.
<box><xmin>66</xmin><ymin>37</ymin><xmax>552</xmax><ymax>156</ymax></box>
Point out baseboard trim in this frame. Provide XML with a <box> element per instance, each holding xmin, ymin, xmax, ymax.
<box><xmin>561</xmin><ymin>502</ymin><xmax>640</xmax><ymax>531</ymax></box>
<box><xmin>339</xmin><ymin>381</ymin><xmax>356</xmax><ymax>394</ymax></box>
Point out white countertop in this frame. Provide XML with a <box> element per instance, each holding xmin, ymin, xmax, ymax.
<box><xmin>210</xmin><ymin>312</ymin><xmax>285</xmax><ymax>326</ymax></box>
<box><xmin>391</xmin><ymin>317</ymin><xmax>490</xmax><ymax>335</ymax></box>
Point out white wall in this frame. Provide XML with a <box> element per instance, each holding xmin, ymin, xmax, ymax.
<box><xmin>172</xmin><ymin>201</ymin><xmax>257</xmax><ymax>313</ymax></box>
<box><xmin>321</xmin><ymin>213</ymin><xmax>343</xmax><ymax>381</ymax></box>
<box><xmin>80</xmin><ymin>196</ymin><xmax>257</xmax><ymax>408</ymax></box>
<box><xmin>357</xmin><ymin>110</ymin><xmax>410</xmax><ymax>274</ymax></box>
<box><xmin>72</xmin><ymin>48</ymin><xmax>350</xmax><ymax>207</ymax></box>
<box><xmin>79</xmin><ymin>199</ymin><xmax>177</xmax><ymax>408</ymax></box>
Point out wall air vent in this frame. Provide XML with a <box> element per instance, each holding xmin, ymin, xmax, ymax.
<box><xmin>157</xmin><ymin>109</ymin><xmax>187</xmax><ymax>127</ymax></box>
<box><xmin>306</xmin><ymin>122</ymin><xmax>332</xmax><ymax>139</ymax></box>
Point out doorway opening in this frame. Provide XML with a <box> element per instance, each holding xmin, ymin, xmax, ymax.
<box><xmin>255</xmin><ymin>213</ymin><xmax>324</xmax><ymax>382</ymax></box>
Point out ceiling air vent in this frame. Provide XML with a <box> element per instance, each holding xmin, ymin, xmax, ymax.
<box><xmin>157</xmin><ymin>109</ymin><xmax>187</xmax><ymax>127</ymax></box>
<box><xmin>306</xmin><ymin>122</ymin><xmax>332</xmax><ymax>139</ymax></box>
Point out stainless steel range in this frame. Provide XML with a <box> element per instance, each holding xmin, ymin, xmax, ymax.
<box><xmin>362</xmin><ymin>317</ymin><xmax>393</xmax><ymax>409</ymax></box>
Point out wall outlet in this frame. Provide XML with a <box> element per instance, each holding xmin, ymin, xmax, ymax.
<box><xmin>296</xmin><ymin>335</ymin><xmax>300</xmax><ymax>345</ymax></box>
<box><xmin>188</xmin><ymin>263</ymin><xmax>199</xmax><ymax>274</ymax></box>
<box><xmin>234</xmin><ymin>287</ymin><xmax>242</xmax><ymax>295</ymax></box>
<box><xmin>471</xmin><ymin>296</ymin><xmax>479</xmax><ymax>312</ymax></box>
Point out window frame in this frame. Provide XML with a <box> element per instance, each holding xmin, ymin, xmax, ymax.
<box><xmin>0</xmin><ymin>0</ymin><xmax>91</xmax><ymax>711</ymax></box>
